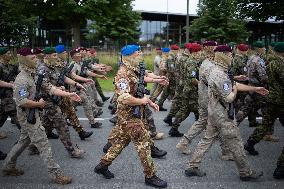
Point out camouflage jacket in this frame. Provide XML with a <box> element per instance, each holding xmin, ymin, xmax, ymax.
<box><xmin>266</xmin><ymin>54</ymin><xmax>284</xmax><ymax>105</ymax></box>
<box><xmin>246</xmin><ymin>54</ymin><xmax>268</xmax><ymax>86</ymax></box>
<box><xmin>0</xmin><ymin>63</ymin><xmax>19</xmax><ymax>98</ymax></box>
<box><xmin>232</xmin><ymin>54</ymin><xmax>248</xmax><ymax>76</ymax></box>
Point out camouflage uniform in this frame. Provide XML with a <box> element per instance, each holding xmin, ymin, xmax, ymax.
<box><xmin>248</xmin><ymin>53</ymin><xmax>284</xmax><ymax>145</ymax></box>
<box><xmin>2</xmin><ymin>68</ymin><xmax>63</xmax><ymax>179</ymax></box>
<box><xmin>71</xmin><ymin>61</ymin><xmax>99</xmax><ymax>125</ymax></box>
<box><xmin>166</xmin><ymin>53</ymin><xmax>185</xmax><ymax>118</ymax></box>
<box><xmin>100</xmin><ymin>65</ymin><xmax>156</xmax><ymax>178</ymax></box>
<box><xmin>157</xmin><ymin>52</ymin><xmax>176</xmax><ymax>107</ymax></box>
<box><xmin>40</xmin><ymin>65</ymin><xmax>77</xmax><ymax>154</ymax></box>
<box><xmin>0</xmin><ymin>62</ymin><xmax>20</xmax><ymax>129</ymax></box>
<box><xmin>171</xmin><ymin>53</ymin><xmax>199</xmax><ymax>129</ymax></box>
<box><xmin>188</xmin><ymin>65</ymin><xmax>254</xmax><ymax>177</ymax></box>
<box><xmin>231</xmin><ymin>53</ymin><xmax>248</xmax><ymax>114</ymax></box>
<box><xmin>236</xmin><ymin>54</ymin><xmax>268</xmax><ymax>127</ymax></box>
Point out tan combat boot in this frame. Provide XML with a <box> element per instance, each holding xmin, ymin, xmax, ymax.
<box><xmin>153</xmin><ymin>132</ymin><xmax>165</xmax><ymax>140</ymax></box>
<box><xmin>176</xmin><ymin>141</ymin><xmax>191</xmax><ymax>155</ymax></box>
<box><xmin>53</xmin><ymin>174</ymin><xmax>72</xmax><ymax>185</ymax></box>
<box><xmin>70</xmin><ymin>147</ymin><xmax>85</xmax><ymax>158</ymax></box>
<box><xmin>2</xmin><ymin>168</ymin><xmax>24</xmax><ymax>176</ymax></box>
<box><xmin>263</xmin><ymin>134</ymin><xmax>279</xmax><ymax>142</ymax></box>
<box><xmin>0</xmin><ymin>132</ymin><xmax>7</xmax><ymax>139</ymax></box>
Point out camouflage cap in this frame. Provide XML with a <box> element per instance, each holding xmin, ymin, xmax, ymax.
<box><xmin>43</xmin><ymin>47</ymin><xmax>56</xmax><ymax>54</ymax></box>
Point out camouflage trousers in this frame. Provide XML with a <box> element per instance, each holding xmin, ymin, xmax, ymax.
<box><xmin>42</xmin><ymin>105</ymin><xmax>75</xmax><ymax>154</ymax></box>
<box><xmin>236</xmin><ymin>92</ymin><xmax>267</xmax><ymax>128</ymax></box>
<box><xmin>157</xmin><ymin>76</ymin><xmax>176</xmax><ymax>107</ymax></box>
<box><xmin>77</xmin><ymin>90</ymin><xmax>97</xmax><ymax>124</ymax></box>
<box><xmin>94</xmin><ymin>77</ymin><xmax>106</xmax><ymax>99</ymax></box>
<box><xmin>150</xmin><ymin>82</ymin><xmax>158</xmax><ymax>96</ymax></box>
<box><xmin>144</xmin><ymin>105</ymin><xmax>157</xmax><ymax>138</ymax></box>
<box><xmin>150</xmin><ymin>84</ymin><xmax>164</xmax><ymax>102</ymax></box>
<box><xmin>167</xmin><ymin>84</ymin><xmax>184</xmax><ymax>117</ymax></box>
<box><xmin>101</xmin><ymin>118</ymin><xmax>156</xmax><ymax>178</ymax></box>
<box><xmin>0</xmin><ymin>97</ymin><xmax>20</xmax><ymax>129</ymax></box>
<box><xmin>188</xmin><ymin>117</ymin><xmax>252</xmax><ymax>177</ymax></box>
<box><xmin>172</xmin><ymin>91</ymin><xmax>199</xmax><ymax>129</ymax></box>
<box><xmin>88</xmin><ymin>81</ymin><xmax>99</xmax><ymax>102</ymax></box>
<box><xmin>59</xmin><ymin>96</ymin><xmax>83</xmax><ymax>133</ymax></box>
<box><xmin>249</xmin><ymin>103</ymin><xmax>284</xmax><ymax>143</ymax></box>
<box><xmin>3</xmin><ymin>116</ymin><xmax>62</xmax><ymax>178</ymax></box>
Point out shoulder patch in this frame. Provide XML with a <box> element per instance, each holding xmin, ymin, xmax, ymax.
<box><xmin>191</xmin><ymin>70</ymin><xmax>196</xmax><ymax>77</ymax></box>
<box><xmin>223</xmin><ymin>83</ymin><xmax>230</xmax><ymax>92</ymax></box>
<box><xmin>19</xmin><ymin>88</ymin><xmax>27</xmax><ymax>97</ymax></box>
<box><xmin>259</xmin><ymin>58</ymin><xmax>266</xmax><ymax>67</ymax></box>
<box><xmin>243</xmin><ymin>66</ymin><xmax>247</xmax><ymax>72</ymax></box>
<box><xmin>117</xmin><ymin>78</ymin><xmax>129</xmax><ymax>92</ymax></box>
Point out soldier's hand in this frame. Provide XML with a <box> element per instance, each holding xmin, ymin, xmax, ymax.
<box><xmin>99</xmin><ymin>75</ymin><xmax>108</xmax><ymax>80</ymax></box>
<box><xmin>255</xmin><ymin>87</ymin><xmax>269</xmax><ymax>96</ymax></box>
<box><xmin>85</xmin><ymin>79</ymin><xmax>94</xmax><ymax>84</ymax></box>
<box><xmin>149</xmin><ymin>101</ymin><xmax>159</xmax><ymax>112</ymax></box>
<box><xmin>140</xmin><ymin>97</ymin><xmax>149</xmax><ymax>105</ymax></box>
<box><xmin>69</xmin><ymin>92</ymin><xmax>81</xmax><ymax>102</ymax></box>
<box><xmin>234</xmin><ymin>75</ymin><xmax>248</xmax><ymax>81</ymax></box>
<box><xmin>76</xmin><ymin>83</ymin><xmax>86</xmax><ymax>91</ymax></box>
<box><xmin>38</xmin><ymin>98</ymin><xmax>46</xmax><ymax>109</ymax></box>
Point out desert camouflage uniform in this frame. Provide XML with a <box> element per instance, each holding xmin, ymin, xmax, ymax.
<box><xmin>2</xmin><ymin>68</ymin><xmax>63</xmax><ymax>179</ymax></box>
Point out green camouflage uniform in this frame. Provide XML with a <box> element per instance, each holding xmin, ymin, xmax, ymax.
<box><xmin>248</xmin><ymin>53</ymin><xmax>284</xmax><ymax>166</ymax></box>
<box><xmin>157</xmin><ymin>52</ymin><xmax>176</xmax><ymax>107</ymax></box>
<box><xmin>166</xmin><ymin>53</ymin><xmax>185</xmax><ymax>118</ymax></box>
<box><xmin>171</xmin><ymin>53</ymin><xmax>199</xmax><ymax>129</ymax></box>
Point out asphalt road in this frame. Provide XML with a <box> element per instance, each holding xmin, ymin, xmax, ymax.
<box><xmin>0</xmin><ymin>93</ymin><xmax>283</xmax><ymax>189</ymax></box>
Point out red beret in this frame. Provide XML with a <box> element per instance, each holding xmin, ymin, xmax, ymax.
<box><xmin>170</xmin><ymin>44</ymin><xmax>180</xmax><ymax>50</ymax></box>
<box><xmin>33</xmin><ymin>48</ymin><xmax>43</xmax><ymax>54</ymax></box>
<box><xmin>214</xmin><ymin>45</ymin><xmax>232</xmax><ymax>53</ymax></box>
<box><xmin>70</xmin><ymin>48</ymin><xmax>81</xmax><ymax>57</ymax></box>
<box><xmin>189</xmin><ymin>43</ymin><xmax>201</xmax><ymax>53</ymax></box>
<box><xmin>18</xmin><ymin>48</ymin><xmax>35</xmax><ymax>56</ymax></box>
<box><xmin>237</xmin><ymin>44</ymin><xmax>249</xmax><ymax>51</ymax></box>
<box><xmin>203</xmin><ymin>41</ymin><xmax>217</xmax><ymax>47</ymax></box>
<box><xmin>184</xmin><ymin>43</ymin><xmax>192</xmax><ymax>49</ymax></box>
<box><xmin>156</xmin><ymin>48</ymin><xmax>162</xmax><ymax>51</ymax></box>
<box><xmin>78</xmin><ymin>47</ymin><xmax>87</xmax><ymax>52</ymax></box>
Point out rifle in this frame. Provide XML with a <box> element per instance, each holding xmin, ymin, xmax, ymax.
<box><xmin>80</xmin><ymin>59</ymin><xmax>91</xmax><ymax>77</ymax></box>
<box><xmin>227</xmin><ymin>66</ymin><xmax>235</xmax><ymax>120</ymax></box>
<box><xmin>27</xmin><ymin>70</ymin><xmax>45</xmax><ymax>124</ymax></box>
<box><xmin>133</xmin><ymin>62</ymin><xmax>150</xmax><ymax>118</ymax></box>
<box><xmin>52</xmin><ymin>63</ymin><xmax>75</xmax><ymax>104</ymax></box>
<box><xmin>0</xmin><ymin>65</ymin><xmax>18</xmax><ymax>98</ymax></box>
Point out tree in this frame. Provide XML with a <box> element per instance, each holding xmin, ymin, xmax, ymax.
<box><xmin>0</xmin><ymin>0</ymin><xmax>36</xmax><ymax>47</ymax></box>
<box><xmin>188</xmin><ymin>0</ymin><xmax>250</xmax><ymax>43</ymax></box>
<box><xmin>236</xmin><ymin>0</ymin><xmax>284</xmax><ymax>21</ymax></box>
<box><xmin>88</xmin><ymin>0</ymin><xmax>141</xmax><ymax>46</ymax></box>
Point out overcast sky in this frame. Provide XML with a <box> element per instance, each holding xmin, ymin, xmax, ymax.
<box><xmin>132</xmin><ymin>0</ymin><xmax>199</xmax><ymax>15</ymax></box>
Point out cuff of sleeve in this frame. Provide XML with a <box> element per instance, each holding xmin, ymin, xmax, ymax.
<box><xmin>117</xmin><ymin>93</ymin><xmax>132</xmax><ymax>103</ymax></box>
<box><xmin>18</xmin><ymin>98</ymin><xmax>29</xmax><ymax>107</ymax></box>
<box><xmin>49</xmin><ymin>86</ymin><xmax>56</xmax><ymax>96</ymax></box>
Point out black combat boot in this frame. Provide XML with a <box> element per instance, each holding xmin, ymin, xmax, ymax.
<box><xmin>163</xmin><ymin>116</ymin><xmax>172</xmax><ymax>125</ymax></box>
<box><xmin>94</xmin><ymin>109</ymin><xmax>103</xmax><ymax>117</ymax></box>
<box><xmin>273</xmin><ymin>166</ymin><xmax>284</xmax><ymax>179</ymax></box>
<box><xmin>108</xmin><ymin>104</ymin><xmax>114</xmax><ymax>110</ymax></box>
<box><xmin>94</xmin><ymin>162</ymin><xmax>114</xmax><ymax>179</ymax></box>
<box><xmin>159</xmin><ymin>106</ymin><xmax>167</xmax><ymax>111</ymax></box>
<box><xmin>169</xmin><ymin>128</ymin><xmax>184</xmax><ymax>137</ymax></box>
<box><xmin>244</xmin><ymin>139</ymin><xmax>259</xmax><ymax>155</ymax></box>
<box><xmin>102</xmin><ymin>96</ymin><xmax>110</xmax><ymax>102</ymax></box>
<box><xmin>91</xmin><ymin>122</ymin><xmax>102</xmax><ymax>128</ymax></box>
<box><xmin>0</xmin><ymin>150</ymin><xmax>7</xmax><ymax>160</ymax></box>
<box><xmin>109</xmin><ymin>116</ymin><xmax>117</xmax><ymax>124</ymax></box>
<box><xmin>185</xmin><ymin>167</ymin><xmax>206</xmax><ymax>177</ymax></box>
<box><xmin>145</xmin><ymin>175</ymin><xmax>167</xmax><ymax>188</ymax></box>
<box><xmin>240</xmin><ymin>170</ymin><xmax>263</xmax><ymax>181</ymax></box>
<box><xmin>103</xmin><ymin>142</ymin><xmax>112</xmax><ymax>153</ymax></box>
<box><xmin>79</xmin><ymin>130</ymin><xmax>93</xmax><ymax>140</ymax></box>
<box><xmin>96</xmin><ymin>101</ymin><xmax>104</xmax><ymax>107</ymax></box>
<box><xmin>47</xmin><ymin>131</ymin><xmax>59</xmax><ymax>139</ymax></box>
<box><xmin>151</xmin><ymin>145</ymin><xmax>167</xmax><ymax>158</ymax></box>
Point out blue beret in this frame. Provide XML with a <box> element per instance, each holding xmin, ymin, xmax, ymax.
<box><xmin>121</xmin><ymin>45</ymin><xmax>140</xmax><ymax>56</ymax></box>
<box><xmin>162</xmin><ymin>47</ymin><xmax>170</xmax><ymax>53</ymax></box>
<box><xmin>55</xmin><ymin>44</ymin><xmax>65</xmax><ymax>54</ymax></box>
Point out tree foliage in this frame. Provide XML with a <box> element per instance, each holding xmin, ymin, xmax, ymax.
<box><xmin>88</xmin><ymin>0</ymin><xmax>141</xmax><ymax>44</ymax></box>
<box><xmin>235</xmin><ymin>0</ymin><xmax>284</xmax><ymax>21</ymax></box>
<box><xmin>188</xmin><ymin>0</ymin><xmax>250</xmax><ymax>43</ymax></box>
<box><xmin>0</xmin><ymin>0</ymin><xmax>37</xmax><ymax>47</ymax></box>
